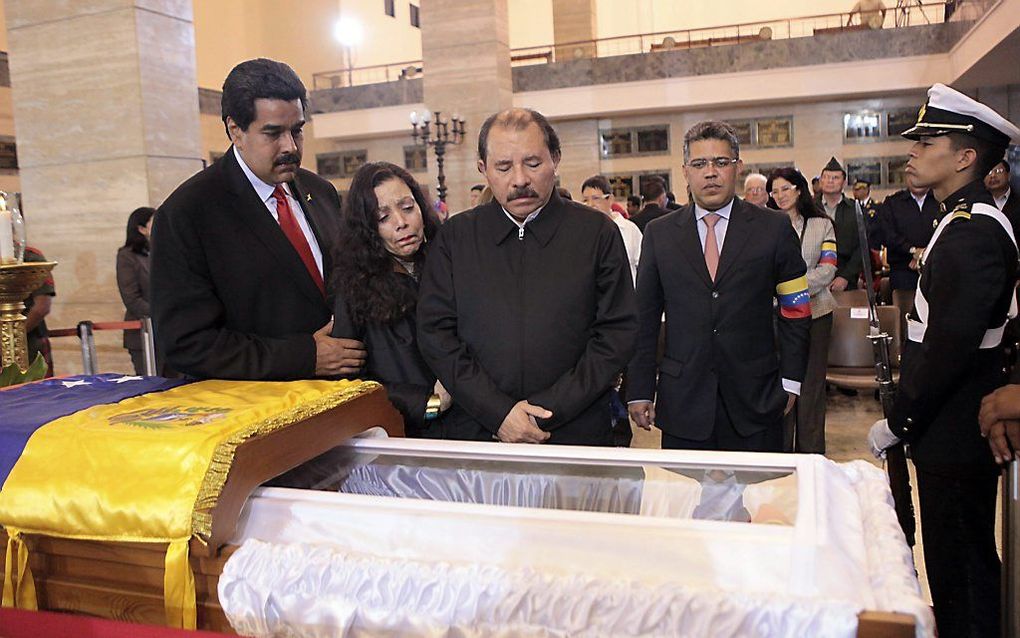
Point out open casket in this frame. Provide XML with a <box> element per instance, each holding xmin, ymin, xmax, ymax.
<box><xmin>218</xmin><ymin>434</ymin><xmax>932</xmax><ymax>638</ymax></box>
<box><xmin>0</xmin><ymin>377</ymin><xmax>931</xmax><ymax>638</ymax></box>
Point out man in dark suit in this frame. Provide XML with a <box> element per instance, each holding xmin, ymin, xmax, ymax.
<box><xmin>417</xmin><ymin>108</ymin><xmax>636</xmax><ymax>446</ymax></box>
<box><xmin>818</xmin><ymin>157</ymin><xmax>863</xmax><ymax>291</ymax></box>
<box><xmin>985</xmin><ymin>159</ymin><xmax>1018</xmax><ymax>231</ymax></box>
<box><xmin>628</xmin><ymin>121</ymin><xmax>810</xmax><ymax>451</ymax></box>
<box><xmin>880</xmin><ymin>185</ymin><xmax>939</xmax><ymax>291</ymax></box>
<box><xmin>868</xmin><ymin>83</ymin><xmax>1020</xmax><ymax>638</ymax></box>
<box><xmin>151</xmin><ymin>58</ymin><xmax>365</xmax><ymax>380</ymax></box>
<box><xmin>630</xmin><ymin>178</ymin><xmax>670</xmax><ymax>232</ymax></box>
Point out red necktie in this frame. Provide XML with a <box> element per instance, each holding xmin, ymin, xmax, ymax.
<box><xmin>271</xmin><ymin>185</ymin><xmax>325</xmax><ymax>297</ymax></box>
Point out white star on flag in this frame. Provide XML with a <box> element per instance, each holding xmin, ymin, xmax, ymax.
<box><xmin>60</xmin><ymin>379</ymin><xmax>92</xmax><ymax>388</ymax></box>
<box><xmin>110</xmin><ymin>375</ymin><xmax>143</xmax><ymax>384</ymax></box>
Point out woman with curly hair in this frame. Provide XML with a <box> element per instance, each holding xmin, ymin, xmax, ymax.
<box><xmin>767</xmin><ymin>166</ymin><xmax>837</xmax><ymax>454</ymax></box>
<box><xmin>331</xmin><ymin>162</ymin><xmax>449</xmax><ymax>436</ymax></box>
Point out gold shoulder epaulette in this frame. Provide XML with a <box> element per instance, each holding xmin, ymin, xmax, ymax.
<box><xmin>949</xmin><ymin>200</ymin><xmax>972</xmax><ymax>222</ymax></box>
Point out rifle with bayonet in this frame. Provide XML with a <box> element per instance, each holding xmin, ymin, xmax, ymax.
<box><xmin>855</xmin><ymin>201</ymin><xmax>916</xmax><ymax>547</ymax></box>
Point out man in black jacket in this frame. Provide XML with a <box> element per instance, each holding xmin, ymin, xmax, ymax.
<box><xmin>417</xmin><ymin>108</ymin><xmax>636</xmax><ymax>446</ymax></box>
<box><xmin>819</xmin><ymin>157</ymin><xmax>863</xmax><ymax>291</ymax></box>
<box><xmin>151</xmin><ymin>58</ymin><xmax>365</xmax><ymax>380</ymax></box>
<box><xmin>630</xmin><ymin>178</ymin><xmax>671</xmax><ymax>231</ymax></box>
<box><xmin>880</xmin><ymin>185</ymin><xmax>939</xmax><ymax>291</ymax></box>
<box><xmin>628</xmin><ymin>121</ymin><xmax>810</xmax><ymax>451</ymax></box>
<box><xmin>868</xmin><ymin>84</ymin><xmax>1020</xmax><ymax>638</ymax></box>
<box><xmin>985</xmin><ymin>158</ymin><xmax>1019</xmax><ymax>231</ymax></box>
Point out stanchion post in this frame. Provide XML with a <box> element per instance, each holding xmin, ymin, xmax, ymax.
<box><xmin>77</xmin><ymin>320</ymin><xmax>97</xmax><ymax>375</ymax></box>
<box><xmin>1005</xmin><ymin>458</ymin><xmax>1019</xmax><ymax>638</ymax></box>
<box><xmin>141</xmin><ymin>317</ymin><xmax>156</xmax><ymax>377</ymax></box>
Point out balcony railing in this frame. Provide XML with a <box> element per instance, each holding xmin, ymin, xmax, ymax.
<box><xmin>311</xmin><ymin>1</ymin><xmax>988</xmax><ymax>89</ymax></box>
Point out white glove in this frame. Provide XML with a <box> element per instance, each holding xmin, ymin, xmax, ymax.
<box><xmin>867</xmin><ymin>418</ymin><xmax>901</xmax><ymax>459</ymax></box>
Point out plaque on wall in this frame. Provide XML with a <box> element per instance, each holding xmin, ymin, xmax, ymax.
<box><xmin>725</xmin><ymin>120</ymin><xmax>753</xmax><ymax>146</ymax></box>
<box><xmin>755</xmin><ymin>119</ymin><xmax>792</xmax><ymax>147</ymax></box>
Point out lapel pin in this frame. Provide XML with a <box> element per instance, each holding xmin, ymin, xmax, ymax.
<box><xmin>306</xmin><ymin>193</ymin><xmax>312</xmax><ymax>202</ymax></box>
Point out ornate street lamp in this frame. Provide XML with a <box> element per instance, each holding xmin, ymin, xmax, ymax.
<box><xmin>410</xmin><ymin>109</ymin><xmax>466</xmax><ymax>203</ymax></box>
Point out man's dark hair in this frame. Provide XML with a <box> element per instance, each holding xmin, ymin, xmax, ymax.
<box><xmin>221</xmin><ymin>58</ymin><xmax>307</xmax><ymax>138</ymax></box>
<box><xmin>477</xmin><ymin>108</ymin><xmax>561</xmax><ymax>163</ymax></box>
<box><xmin>642</xmin><ymin>177</ymin><xmax>667</xmax><ymax>202</ymax></box>
<box><xmin>470</xmin><ymin>183</ymin><xmax>485</xmax><ymax>192</ymax></box>
<box><xmin>948</xmin><ymin>133</ymin><xmax>1009</xmax><ymax>181</ymax></box>
<box><xmin>683</xmin><ymin>121</ymin><xmax>740</xmax><ymax>163</ymax></box>
<box><xmin>581</xmin><ymin>175</ymin><xmax>612</xmax><ymax>194</ymax></box>
<box><xmin>627</xmin><ymin>195</ymin><xmax>642</xmax><ymax>207</ymax></box>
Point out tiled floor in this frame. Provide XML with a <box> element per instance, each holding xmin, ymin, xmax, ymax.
<box><xmin>630</xmin><ymin>390</ymin><xmax>1008</xmax><ymax>606</ymax></box>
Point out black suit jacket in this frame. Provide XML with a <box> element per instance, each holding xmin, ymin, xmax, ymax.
<box><xmin>631</xmin><ymin>203</ymin><xmax>670</xmax><ymax>232</ymax></box>
<box><xmin>880</xmin><ymin>189</ymin><xmax>939</xmax><ymax>290</ymax></box>
<box><xmin>628</xmin><ymin>199</ymin><xmax>810</xmax><ymax>440</ymax></box>
<box><xmin>417</xmin><ymin>191</ymin><xmax>637</xmax><ymax>445</ymax></box>
<box><xmin>889</xmin><ymin>180</ymin><xmax>1017</xmax><ymax>473</ymax></box>
<box><xmin>151</xmin><ymin>147</ymin><xmax>341</xmax><ymax>380</ymax></box>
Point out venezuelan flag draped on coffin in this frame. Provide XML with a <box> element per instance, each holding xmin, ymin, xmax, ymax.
<box><xmin>0</xmin><ymin>374</ymin><xmax>385</xmax><ymax>629</ymax></box>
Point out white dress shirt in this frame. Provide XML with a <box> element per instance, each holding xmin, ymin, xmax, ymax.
<box><xmin>910</xmin><ymin>191</ymin><xmax>927</xmax><ymax>211</ymax></box>
<box><xmin>233</xmin><ymin>146</ymin><xmax>324</xmax><ymax>276</ymax></box>
<box><xmin>611</xmin><ymin>211</ymin><xmax>642</xmax><ymax>286</ymax></box>
<box><xmin>994</xmin><ymin>188</ymin><xmax>1011</xmax><ymax>211</ymax></box>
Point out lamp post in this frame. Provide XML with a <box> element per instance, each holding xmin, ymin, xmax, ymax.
<box><xmin>410</xmin><ymin>109</ymin><xmax>466</xmax><ymax>203</ymax></box>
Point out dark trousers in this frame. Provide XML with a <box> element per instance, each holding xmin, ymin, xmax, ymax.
<box><xmin>784</xmin><ymin>313</ymin><xmax>832</xmax><ymax>454</ymax></box>
<box><xmin>661</xmin><ymin>394</ymin><xmax>782</xmax><ymax>452</ymax></box>
<box><xmin>916</xmin><ymin>466</ymin><xmax>1000</xmax><ymax>638</ymax></box>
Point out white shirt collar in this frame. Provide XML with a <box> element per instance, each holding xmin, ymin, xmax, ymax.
<box><xmin>233</xmin><ymin>145</ymin><xmax>289</xmax><ymax>203</ymax></box>
<box><xmin>995</xmin><ymin>188</ymin><xmax>1011</xmax><ymax>209</ymax></box>
<box><xmin>501</xmin><ymin>203</ymin><xmax>544</xmax><ymax>229</ymax></box>
<box><xmin>910</xmin><ymin>191</ymin><xmax>927</xmax><ymax>208</ymax></box>
<box><xmin>694</xmin><ymin>198</ymin><xmax>734</xmax><ymax>221</ymax></box>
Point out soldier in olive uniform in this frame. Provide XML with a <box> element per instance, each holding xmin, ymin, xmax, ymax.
<box><xmin>868</xmin><ymin>84</ymin><xmax>1020</xmax><ymax>638</ymax></box>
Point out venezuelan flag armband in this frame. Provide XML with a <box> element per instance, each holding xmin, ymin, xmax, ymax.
<box><xmin>777</xmin><ymin>276</ymin><xmax>811</xmax><ymax>319</ymax></box>
<box><xmin>818</xmin><ymin>241</ymin><xmax>837</xmax><ymax>267</ymax></box>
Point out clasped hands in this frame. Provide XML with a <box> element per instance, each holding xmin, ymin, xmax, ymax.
<box><xmin>497</xmin><ymin>400</ymin><xmax>552</xmax><ymax>443</ymax></box>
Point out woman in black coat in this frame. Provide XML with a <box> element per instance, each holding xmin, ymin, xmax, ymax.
<box><xmin>116</xmin><ymin>206</ymin><xmax>155</xmax><ymax>375</ymax></box>
<box><xmin>331</xmin><ymin>162</ymin><xmax>448</xmax><ymax>436</ymax></box>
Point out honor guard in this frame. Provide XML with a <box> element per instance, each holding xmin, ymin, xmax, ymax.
<box><xmin>868</xmin><ymin>83</ymin><xmax>1020</xmax><ymax>638</ymax></box>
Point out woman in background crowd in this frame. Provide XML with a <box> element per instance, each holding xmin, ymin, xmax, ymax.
<box><xmin>331</xmin><ymin>162</ymin><xmax>449</xmax><ymax>436</ymax></box>
<box><xmin>116</xmin><ymin>206</ymin><xmax>156</xmax><ymax>375</ymax></box>
<box><xmin>768</xmin><ymin>167</ymin><xmax>837</xmax><ymax>454</ymax></box>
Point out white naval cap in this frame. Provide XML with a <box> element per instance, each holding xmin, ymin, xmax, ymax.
<box><xmin>902</xmin><ymin>83</ymin><xmax>1020</xmax><ymax>148</ymax></box>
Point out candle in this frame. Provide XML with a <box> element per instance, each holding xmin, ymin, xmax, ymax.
<box><xmin>0</xmin><ymin>210</ymin><xmax>13</xmax><ymax>265</ymax></box>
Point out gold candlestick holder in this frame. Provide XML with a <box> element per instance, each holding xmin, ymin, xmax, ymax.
<box><xmin>1</xmin><ymin>261</ymin><xmax>57</xmax><ymax>372</ymax></box>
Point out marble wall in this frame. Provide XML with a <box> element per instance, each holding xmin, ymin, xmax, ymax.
<box><xmin>5</xmin><ymin>0</ymin><xmax>203</xmax><ymax>375</ymax></box>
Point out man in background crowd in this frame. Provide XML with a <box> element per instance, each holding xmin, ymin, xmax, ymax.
<box><xmin>881</xmin><ymin>184</ymin><xmax>938</xmax><ymax>292</ymax></box>
<box><xmin>819</xmin><ymin>157</ymin><xmax>862</xmax><ymax>291</ymax></box>
<box><xmin>469</xmin><ymin>183</ymin><xmax>485</xmax><ymax>208</ymax></box>
<box><xmin>985</xmin><ymin>159</ymin><xmax>1018</xmax><ymax>230</ymax></box>
<box><xmin>626</xmin><ymin>195</ymin><xmax>642</xmax><ymax>218</ymax></box>
<box><xmin>630</xmin><ymin>177</ymin><xmax>671</xmax><ymax>232</ymax></box>
<box><xmin>743</xmin><ymin>173</ymin><xmax>769</xmax><ymax>207</ymax></box>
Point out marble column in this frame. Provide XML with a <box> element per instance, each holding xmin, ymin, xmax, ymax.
<box><xmin>553</xmin><ymin>0</ymin><xmax>597</xmax><ymax>61</ymax></box>
<box><xmin>4</xmin><ymin>0</ymin><xmax>203</xmax><ymax>374</ymax></box>
<box><xmin>421</xmin><ymin>0</ymin><xmax>513</xmax><ymax>216</ymax></box>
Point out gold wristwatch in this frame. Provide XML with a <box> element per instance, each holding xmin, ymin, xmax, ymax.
<box><xmin>425</xmin><ymin>393</ymin><xmax>442</xmax><ymax>420</ymax></box>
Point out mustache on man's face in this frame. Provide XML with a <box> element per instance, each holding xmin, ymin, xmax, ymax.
<box><xmin>275</xmin><ymin>153</ymin><xmax>300</xmax><ymax>166</ymax></box>
<box><xmin>508</xmin><ymin>187</ymin><xmax>540</xmax><ymax>201</ymax></box>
